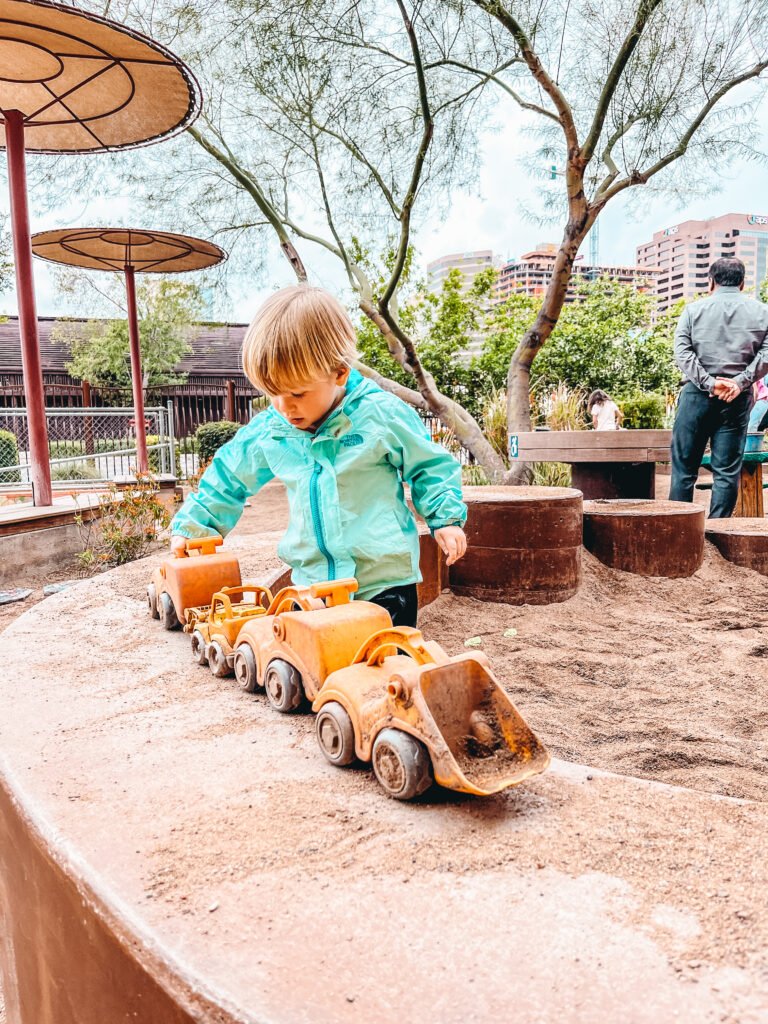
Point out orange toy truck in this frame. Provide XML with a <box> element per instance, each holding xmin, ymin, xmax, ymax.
<box><xmin>232</xmin><ymin>579</ymin><xmax>391</xmax><ymax>708</ymax></box>
<box><xmin>147</xmin><ymin>536</ymin><xmax>241</xmax><ymax>630</ymax></box>
<box><xmin>185</xmin><ymin>585</ymin><xmax>274</xmax><ymax>677</ymax></box>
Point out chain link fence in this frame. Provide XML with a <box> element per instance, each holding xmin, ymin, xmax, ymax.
<box><xmin>0</xmin><ymin>405</ymin><xmax>177</xmax><ymax>486</ymax></box>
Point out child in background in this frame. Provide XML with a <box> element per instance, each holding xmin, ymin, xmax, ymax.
<box><xmin>171</xmin><ymin>285</ymin><xmax>468</xmax><ymax>627</ymax></box>
<box><xmin>587</xmin><ymin>390</ymin><xmax>624</xmax><ymax>431</ymax></box>
<box><xmin>748</xmin><ymin>376</ymin><xmax>768</xmax><ymax>433</ymax></box>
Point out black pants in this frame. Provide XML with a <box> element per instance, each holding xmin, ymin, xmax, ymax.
<box><xmin>670</xmin><ymin>382</ymin><xmax>752</xmax><ymax>519</ymax></box>
<box><xmin>369</xmin><ymin>583</ymin><xmax>418</xmax><ymax>627</ymax></box>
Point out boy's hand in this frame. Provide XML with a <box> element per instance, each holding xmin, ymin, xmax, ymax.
<box><xmin>170</xmin><ymin>535</ymin><xmax>188</xmax><ymax>556</ymax></box>
<box><xmin>434</xmin><ymin>525</ymin><xmax>467</xmax><ymax>566</ymax></box>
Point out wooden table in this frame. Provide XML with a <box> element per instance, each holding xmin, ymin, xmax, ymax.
<box><xmin>701</xmin><ymin>451</ymin><xmax>768</xmax><ymax>517</ymax></box>
<box><xmin>509</xmin><ymin>429</ymin><xmax>672</xmax><ymax>499</ymax></box>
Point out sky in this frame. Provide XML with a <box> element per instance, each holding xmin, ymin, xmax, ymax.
<box><xmin>2</xmin><ymin>100</ymin><xmax>768</xmax><ymax>324</ymax></box>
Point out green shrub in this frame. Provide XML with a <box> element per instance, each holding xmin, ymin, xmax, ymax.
<box><xmin>75</xmin><ymin>472</ymin><xmax>171</xmax><ymax>568</ymax></box>
<box><xmin>195</xmin><ymin>420</ymin><xmax>242</xmax><ymax>464</ymax></box>
<box><xmin>0</xmin><ymin>429</ymin><xmax>20</xmax><ymax>483</ymax></box>
<box><xmin>145</xmin><ymin>434</ymin><xmax>181</xmax><ymax>477</ymax></box>
<box><xmin>51</xmin><ymin>461</ymin><xmax>101</xmax><ymax>481</ymax></box>
<box><xmin>48</xmin><ymin>439</ymin><xmax>124</xmax><ymax>459</ymax></box>
<box><xmin>618</xmin><ymin>392</ymin><xmax>666</xmax><ymax>430</ymax></box>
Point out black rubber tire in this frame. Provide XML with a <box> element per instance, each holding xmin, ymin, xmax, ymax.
<box><xmin>233</xmin><ymin>645</ymin><xmax>259</xmax><ymax>693</ymax></box>
<box><xmin>315</xmin><ymin>702</ymin><xmax>356</xmax><ymax>766</ymax></box>
<box><xmin>146</xmin><ymin>583</ymin><xmax>159</xmax><ymax>619</ymax></box>
<box><xmin>371</xmin><ymin>729</ymin><xmax>433</xmax><ymax>800</ymax></box>
<box><xmin>207</xmin><ymin>640</ymin><xmax>231</xmax><ymax>678</ymax></box>
<box><xmin>159</xmin><ymin>591</ymin><xmax>179</xmax><ymax>631</ymax></box>
<box><xmin>190</xmin><ymin>630</ymin><xmax>208</xmax><ymax>665</ymax></box>
<box><xmin>264</xmin><ymin>659</ymin><xmax>304</xmax><ymax>713</ymax></box>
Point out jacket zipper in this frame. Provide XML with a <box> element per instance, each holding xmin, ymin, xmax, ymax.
<box><xmin>310</xmin><ymin>460</ymin><xmax>336</xmax><ymax>579</ymax></box>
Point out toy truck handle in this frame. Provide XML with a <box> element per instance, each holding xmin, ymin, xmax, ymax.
<box><xmin>352</xmin><ymin>627</ymin><xmax>436</xmax><ymax>668</ymax></box>
<box><xmin>214</xmin><ymin>585</ymin><xmax>274</xmax><ymax>612</ymax></box>
<box><xmin>178</xmin><ymin>536</ymin><xmax>224</xmax><ymax>558</ymax></box>
<box><xmin>266</xmin><ymin>586</ymin><xmax>326</xmax><ymax>616</ymax></box>
<box><xmin>309</xmin><ymin>578</ymin><xmax>358</xmax><ymax>607</ymax></box>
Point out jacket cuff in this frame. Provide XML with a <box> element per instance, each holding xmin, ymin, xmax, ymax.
<box><xmin>428</xmin><ymin>517</ymin><xmax>466</xmax><ymax>535</ymax></box>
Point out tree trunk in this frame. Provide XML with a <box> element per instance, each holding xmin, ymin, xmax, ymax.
<box><xmin>358</xmin><ymin>298</ymin><xmax>508</xmax><ymax>481</ymax></box>
<box><xmin>505</xmin><ymin>212</ymin><xmax>592</xmax><ymax>483</ymax></box>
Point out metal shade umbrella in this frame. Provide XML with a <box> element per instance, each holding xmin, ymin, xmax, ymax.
<box><xmin>0</xmin><ymin>0</ymin><xmax>201</xmax><ymax>504</ymax></box>
<box><xmin>32</xmin><ymin>227</ymin><xmax>227</xmax><ymax>472</ymax></box>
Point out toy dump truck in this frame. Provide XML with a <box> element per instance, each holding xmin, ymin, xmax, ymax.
<box><xmin>147</xmin><ymin>536</ymin><xmax>241</xmax><ymax>630</ymax></box>
<box><xmin>313</xmin><ymin>626</ymin><xmax>550</xmax><ymax>799</ymax></box>
<box><xmin>232</xmin><ymin>578</ymin><xmax>391</xmax><ymax>707</ymax></box>
<box><xmin>185</xmin><ymin>585</ymin><xmax>274</xmax><ymax>677</ymax></box>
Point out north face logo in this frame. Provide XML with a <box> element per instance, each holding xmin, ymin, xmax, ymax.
<box><xmin>340</xmin><ymin>433</ymin><xmax>364</xmax><ymax>447</ymax></box>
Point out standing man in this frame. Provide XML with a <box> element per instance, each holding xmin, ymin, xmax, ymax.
<box><xmin>670</xmin><ymin>257</ymin><xmax>768</xmax><ymax>518</ymax></box>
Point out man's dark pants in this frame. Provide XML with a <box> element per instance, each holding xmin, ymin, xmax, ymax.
<box><xmin>669</xmin><ymin>381</ymin><xmax>752</xmax><ymax>518</ymax></box>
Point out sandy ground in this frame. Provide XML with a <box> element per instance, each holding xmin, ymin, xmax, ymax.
<box><xmin>4</xmin><ymin>477</ymin><xmax>768</xmax><ymax>1022</ymax></box>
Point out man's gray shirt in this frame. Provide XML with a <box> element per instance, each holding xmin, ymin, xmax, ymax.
<box><xmin>673</xmin><ymin>286</ymin><xmax>768</xmax><ymax>395</ymax></box>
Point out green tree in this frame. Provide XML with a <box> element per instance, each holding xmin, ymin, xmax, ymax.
<box><xmin>355</xmin><ymin>251</ymin><xmax>492</xmax><ymax>418</ymax></box>
<box><xmin>52</xmin><ymin>276</ymin><xmax>202</xmax><ymax>387</ymax></box>
<box><xmin>37</xmin><ymin>0</ymin><xmax>768</xmax><ymax>480</ymax></box>
<box><xmin>531</xmin><ymin>280</ymin><xmax>682</xmax><ymax>397</ymax></box>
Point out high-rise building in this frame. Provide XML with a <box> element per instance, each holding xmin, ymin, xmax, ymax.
<box><xmin>493</xmin><ymin>243</ymin><xmax>658</xmax><ymax>304</ymax></box>
<box><xmin>426</xmin><ymin>250</ymin><xmax>501</xmax><ymax>295</ymax></box>
<box><xmin>636</xmin><ymin>213</ymin><xmax>768</xmax><ymax>313</ymax></box>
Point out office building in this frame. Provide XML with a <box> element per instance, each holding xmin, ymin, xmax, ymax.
<box><xmin>636</xmin><ymin>213</ymin><xmax>768</xmax><ymax>312</ymax></box>
<box><xmin>493</xmin><ymin>243</ymin><xmax>658</xmax><ymax>304</ymax></box>
<box><xmin>426</xmin><ymin>250</ymin><xmax>501</xmax><ymax>295</ymax></box>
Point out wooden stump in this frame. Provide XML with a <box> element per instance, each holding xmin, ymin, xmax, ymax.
<box><xmin>450</xmin><ymin>486</ymin><xmax>583</xmax><ymax>604</ymax></box>
<box><xmin>705</xmin><ymin>518</ymin><xmax>768</xmax><ymax>575</ymax></box>
<box><xmin>583</xmin><ymin>499</ymin><xmax>705</xmax><ymax>578</ymax></box>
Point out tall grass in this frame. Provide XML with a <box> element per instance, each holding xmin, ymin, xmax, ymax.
<box><xmin>542</xmin><ymin>382</ymin><xmax>588</xmax><ymax>431</ymax></box>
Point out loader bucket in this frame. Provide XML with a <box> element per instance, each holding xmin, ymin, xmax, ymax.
<box><xmin>419</xmin><ymin>657</ymin><xmax>549</xmax><ymax>795</ymax></box>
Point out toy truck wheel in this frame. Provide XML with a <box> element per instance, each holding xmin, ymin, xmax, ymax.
<box><xmin>207</xmin><ymin>641</ymin><xmax>231</xmax><ymax>678</ymax></box>
<box><xmin>146</xmin><ymin>583</ymin><xmax>159</xmax><ymax>619</ymax></box>
<box><xmin>190</xmin><ymin>630</ymin><xmax>208</xmax><ymax>665</ymax></box>
<box><xmin>233</xmin><ymin>645</ymin><xmax>260</xmax><ymax>693</ymax></box>
<box><xmin>159</xmin><ymin>591</ymin><xmax>179</xmax><ymax>631</ymax></box>
<box><xmin>264</xmin><ymin>659</ymin><xmax>304</xmax><ymax>713</ymax></box>
<box><xmin>372</xmin><ymin>729</ymin><xmax>432</xmax><ymax>800</ymax></box>
<box><xmin>315</xmin><ymin>702</ymin><xmax>356</xmax><ymax>766</ymax></box>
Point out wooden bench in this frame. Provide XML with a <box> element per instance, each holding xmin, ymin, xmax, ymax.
<box><xmin>509</xmin><ymin>429</ymin><xmax>672</xmax><ymax>500</ymax></box>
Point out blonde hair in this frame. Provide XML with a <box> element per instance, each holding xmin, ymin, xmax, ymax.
<box><xmin>242</xmin><ymin>285</ymin><xmax>358</xmax><ymax>394</ymax></box>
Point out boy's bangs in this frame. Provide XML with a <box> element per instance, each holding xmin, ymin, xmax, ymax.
<box><xmin>251</xmin><ymin>346</ymin><xmax>327</xmax><ymax>396</ymax></box>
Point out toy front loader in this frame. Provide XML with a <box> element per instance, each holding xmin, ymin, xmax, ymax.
<box><xmin>314</xmin><ymin>627</ymin><xmax>549</xmax><ymax>799</ymax></box>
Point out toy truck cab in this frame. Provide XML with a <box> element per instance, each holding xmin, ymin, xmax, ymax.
<box><xmin>147</xmin><ymin>536</ymin><xmax>241</xmax><ymax>630</ymax></box>
<box><xmin>185</xmin><ymin>585</ymin><xmax>274</xmax><ymax>677</ymax></box>
<box><xmin>313</xmin><ymin>626</ymin><xmax>550</xmax><ymax>800</ymax></box>
<box><xmin>233</xmin><ymin>578</ymin><xmax>392</xmax><ymax>711</ymax></box>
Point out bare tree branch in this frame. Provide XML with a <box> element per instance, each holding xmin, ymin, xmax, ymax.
<box><xmin>581</xmin><ymin>0</ymin><xmax>664</xmax><ymax>162</ymax></box>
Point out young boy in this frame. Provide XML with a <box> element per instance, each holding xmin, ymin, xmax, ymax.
<box><xmin>171</xmin><ymin>285</ymin><xmax>468</xmax><ymax>626</ymax></box>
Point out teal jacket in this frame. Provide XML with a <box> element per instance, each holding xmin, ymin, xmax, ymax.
<box><xmin>172</xmin><ymin>369</ymin><xmax>467</xmax><ymax>600</ymax></box>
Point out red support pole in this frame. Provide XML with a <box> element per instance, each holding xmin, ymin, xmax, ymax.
<box><xmin>124</xmin><ymin>265</ymin><xmax>149</xmax><ymax>474</ymax></box>
<box><xmin>5</xmin><ymin>109</ymin><xmax>52</xmax><ymax>506</ymax></box>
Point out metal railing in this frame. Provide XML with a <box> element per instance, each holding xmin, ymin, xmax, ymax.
<box><xmin>0</xmin><ymin>405</ymin><xmax>176</xmax><ymax>486</ymax></box>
